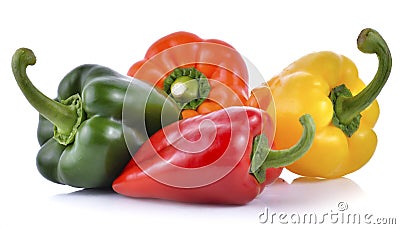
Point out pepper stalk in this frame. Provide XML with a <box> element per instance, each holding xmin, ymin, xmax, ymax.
<box><xmin>250</xmin><ymin>114</ymin><xmax>316</xmax><ymax>183</ymax></box>
<box><xmin>163</xmin><ymin>67</ymin><xmax>211</xmax><ymax>110</ymax></box>
<box><xmin>330</xmin><ymin>28</ymin><xmax>391</xmax><ymax>137</ymax></box>
<box><xmin>11</xmin><ymin>48</ymin><xmax>84</xmax><ymax>145</ymax></box>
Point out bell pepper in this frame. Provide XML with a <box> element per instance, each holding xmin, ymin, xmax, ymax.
<box><xmin>12</xmin><ymin>48</ymin><xmax>181</xmax><ymax>188</ymax></box>
<box><xmin>127</xmin><ymin>31</ymin><xmax>249</xmax><ymax>118</ymax></box>
<box><xmin>267</xmin><ymin>28</ymin><xmax>391</xmax><ymax>178</ymax></box>
<box><xmin>112</xmin><ymin>106</ymin><xmax>315</xmax><ymax>205</ymax></box>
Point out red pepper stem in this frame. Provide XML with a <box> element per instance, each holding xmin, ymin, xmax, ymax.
<box><xmin>331</xmin><ymin>28</ymin><xmax>391</xmax><ymax>137</ymax></box>
<box><xmin>11</xmin><ymin>48</ymin><xmax>83</xmax><ymax>145</ymax></box>
<box><xmin>250</xmin><ymin>114</ymin><xmax>315</xmax><ymax>183</ymax></box>
<box><xmin>265</xmin><ymin>114</ymin><xmax>315</xmax><ymax>167</ymax></box>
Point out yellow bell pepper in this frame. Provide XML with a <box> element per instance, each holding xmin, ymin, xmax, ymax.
<box><xmin>267</xmin><ymin>28</ymin><xmax>391</xmax><ymax>178</ymax></box>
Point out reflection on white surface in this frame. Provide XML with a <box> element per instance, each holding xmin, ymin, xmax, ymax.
<box><xmin>2</xmin><ymin>171</ymin><xmax>394</xmax><ymax>228</ymax></box>
<box><xmin>257</xmin><ymin>177</ymin><xmax>365</xmax><ymax>211</ymax></box>
<box><xmin>51</xmin><ymin>176</ymin><xmax>365</xmax><ymax>212</ymax></box>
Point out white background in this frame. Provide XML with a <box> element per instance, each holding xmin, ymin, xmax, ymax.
<box><xmin>1</xmin><ymin>0</ymin><xmax>399</xmax><ymax>228</ymax></box>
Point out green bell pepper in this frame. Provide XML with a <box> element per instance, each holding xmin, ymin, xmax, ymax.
<box><xmin>12</xmin><ymin>48</ymin><xmax>181</xmax><ymax>189</ymax></box>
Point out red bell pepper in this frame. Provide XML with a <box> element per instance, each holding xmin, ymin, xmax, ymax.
<box><xmin>112</xmin><ymin>106</ymin><xmax>315</xmax><ymax>205</ymax></box>
<box><xmin>127</xmin><ymin>31</ymin><xmax>249</xmax><ymax>117</ymax></box>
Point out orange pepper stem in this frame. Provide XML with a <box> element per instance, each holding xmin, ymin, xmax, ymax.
<box><xmin>170</xmin><ymin>76</ymin><xmax>199</xmax><ymax>103</ymax></box>
<box><xmin>250</xmin><ymin>114</ymin><xmax>316</xmax><ymax>183</ymax></box>
<box><xmin>330</xmin><ymin>28</ymin><xmax>391</xmax><ymax>137</ymax></box>
<box><xmin>163</xmin><ymin>67</ymin><xmax>210</xmax><ymax>110</ymax></box>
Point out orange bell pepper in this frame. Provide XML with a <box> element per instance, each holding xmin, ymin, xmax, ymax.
<box><xmin>127</xmin><ymin>31</ymin><xmax>249</xmax><ymax>116</ymax></box>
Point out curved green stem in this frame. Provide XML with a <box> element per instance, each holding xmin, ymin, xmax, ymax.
<box><xmin>250</xmin><ymin>114</ymin><xmax>316</xmax><ymax>183</ymax></box>
<box><xmin>331</xmin><ymin>28</ymin><xmax>391</xmax><ymax>137</ymax></box>
<box><xmin>11</xmin><ymin>48</ymin><xmax>83</xmax><ymax>145</ymax></box>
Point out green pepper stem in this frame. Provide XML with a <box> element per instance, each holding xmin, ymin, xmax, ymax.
<box><xmin>335</xmin><ymin>28</ymin><xmax>391</xmax><ymax>126</ymax></box>
<box><xmin>11</xmin><ymin>48</ymin><xmax>83</xmax><ymax>145</ymax></box>
<box><xmin>250</xmin><ymin>114</ymin><xmax>315</xmax><ymax>183</ymax></box>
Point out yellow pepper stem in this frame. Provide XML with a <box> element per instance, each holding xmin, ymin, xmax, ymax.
<box><xmin>331</xmin><ymin>28</ymin><xmax>391</xmax><ymax>137</ymax></box>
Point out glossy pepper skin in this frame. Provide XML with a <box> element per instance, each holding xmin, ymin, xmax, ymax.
<box><xmin>268</xmin><ymin>28</ymin><xmax>391</xmax><ymax>178</ymax></box>
<box><xmin>113</xmin><ymin>107</ymin><xmax>315</xmax><ymax>205</ymax></box>
<box><xmin>12</xmin><ymin>48</ymin><xmax>180</xmax><ymax>188</ymax></box>
<box><xmin>127</xmin><ymin>31</ymin><xmax>249</xmax><ymax>115</ymax></box>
